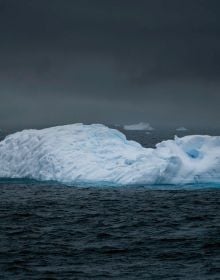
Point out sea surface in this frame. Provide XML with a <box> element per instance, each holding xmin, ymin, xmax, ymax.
<box><xmin>0</xmin><ymin>128</ymin><xmax>220</xmax><ymax>279</ymax></box>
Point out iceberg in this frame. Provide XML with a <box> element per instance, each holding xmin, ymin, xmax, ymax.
<box><xmin>123</xmin><ymin>122</ymin><xmax>154</xmax><ymax>131</ymax></box>
<box><xmin>176</xmin><ymin>127</ymin><xmax>188</xmax><ymax>131</ymax></box>
<box><xmin>0</xmin><ymin>123</ymin><xmax>220</xmax><ymax>186</ymax></box>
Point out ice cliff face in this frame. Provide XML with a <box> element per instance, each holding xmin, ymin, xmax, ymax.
<box><xmin>0</xmin><ymin>123</ymin><xmax>220</xmax><ymax>186</ymax></box>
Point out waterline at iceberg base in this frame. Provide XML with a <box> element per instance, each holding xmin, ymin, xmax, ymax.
<box><xmin>0</xmin><ymin>123</ymin><xmax>220</xmax><ymax>187</ymax></box>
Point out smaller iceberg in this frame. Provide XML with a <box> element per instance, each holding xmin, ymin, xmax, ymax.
<box><xmin>123</xmin><ymin>122</ymin><xmax>154</xmax><ymax>131</ymax></box>
<box><xmin>176</xmin><ymin>127</ymin><xmax>188</xmax><ymax>131</ymax></box>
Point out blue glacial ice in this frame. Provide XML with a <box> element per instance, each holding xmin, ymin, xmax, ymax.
<box><xmin>0</xmin><ymin>123</ymin><xmax>220</xmax><ymax>186</ymax></box>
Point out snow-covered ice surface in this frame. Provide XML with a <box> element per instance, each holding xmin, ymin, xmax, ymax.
<box><xmin>0</xmin><ymin>123</ymin><xmax>220</xmax><ymax>186</ymax></box>
<box><xmin>123</xmin><ymin>122</ymin><xmax>154</xmax><ymax>131</ymax></box>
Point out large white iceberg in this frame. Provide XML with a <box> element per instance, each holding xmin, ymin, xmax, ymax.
<box><xmin>0</xmin><ymin>123</ymin><xmax>220</xmax><ymax>186</ymax></box>
<box><xmin>123</xmin><ymin>122</ymin><xmax>154</xmax><ymax>131</ymax></box>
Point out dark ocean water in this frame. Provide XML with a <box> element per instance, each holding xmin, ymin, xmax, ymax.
<box><xmin>0</xmin><ymin>129</ymin><xmax>220</xmax><ymax>279</ymax></box>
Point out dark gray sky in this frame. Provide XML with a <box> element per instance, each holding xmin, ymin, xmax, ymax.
<box><xmin>1</xmin><ymin>0</ymin><xmax>220</xmax><ymax>130</ymax></box>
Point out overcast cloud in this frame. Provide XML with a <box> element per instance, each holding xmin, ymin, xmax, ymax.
<box><xmin>1</xmin><ymin>0</ymin><xmax>220</xmax><ymax>130</ymax></box>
